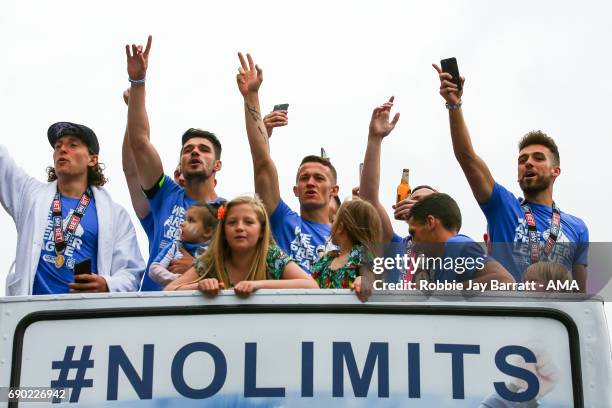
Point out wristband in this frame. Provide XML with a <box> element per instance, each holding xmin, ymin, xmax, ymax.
<box><xmin>128</xmin><ymin>78</ymin><xmax>146</xmax><ymax>84</ymax></box>
<box><xmin>445</xmin><ymin>100</ymin><xmax>462</xmax><ymax>110</ymax></box>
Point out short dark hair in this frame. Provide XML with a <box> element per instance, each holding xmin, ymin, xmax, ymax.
<box><xmin>411</xmin><ymin>185</ymin><xmax>438</xmax><ymax>195</ymax></box>
<box><xmin>297</xmin><ymin>155</ymin><xmax>337</xmax><ymax>184</ymax></box>
<box><xmin>518</xmin><ymin>130</ymin><xmax>560</xmax><ymax>166</ymax></box>
<box><xmin>182</xmin><ymin>129</ymin><xmax>222</xmax><ymax>159</ymax></box>
<box><xmin>408</xmin><ymin>192</ymin><xmax>462</xmax><ymax>232</ymax></box>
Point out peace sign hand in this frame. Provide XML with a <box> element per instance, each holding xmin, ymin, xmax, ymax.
<box><xmin>236</xmin><ymin>52</ymin><xmax>263</xmax><ymax>97</ymax></box>
<box><xmin>125</xmin><ymin>35</ymin><xmax>152</xmax><ymax>81</ymax></box>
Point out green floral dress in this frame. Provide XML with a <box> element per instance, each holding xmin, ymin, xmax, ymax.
<box><xmin>311</xmin><ymin>244</ymin><xmax>371</xmax><ymax>289</ymax></box>
<box><xmin>194</xmin><ymin>244</ymin><xmax>293</xmax><ymax>282</ymax></box>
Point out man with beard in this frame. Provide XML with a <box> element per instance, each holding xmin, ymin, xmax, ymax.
<box><xmin>433</xmin><ymin>64</ymin><xmax>588</xmax><ymax>288</ymax></box>
<box><xmin>126</xmin><ymin>36</ymin><xmax>224</xmax><ymax>291</ymax></box>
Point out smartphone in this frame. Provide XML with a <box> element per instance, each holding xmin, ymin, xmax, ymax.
<box><xmin>440</xmin><ymin>57</ymin><xmax>462</xmax><ymax>91</ymax></box>
<box><xmin>74</xmin><ymin>258</ymin><xmax>92</xmax><ymax>275</ymax></box>
<box><xmin>273</xmin><ymin>103</ymin><xmax>289</xmax><ymax>111</ymax></box>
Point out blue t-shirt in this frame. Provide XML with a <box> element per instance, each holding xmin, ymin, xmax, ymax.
<box><xmin>269</xmin><ymin>199</ymin><xmax>333</xmax><ymax>273</ymax></box>
<box><xmin>433</xmin><ymin>234</ymin><xmax>488</xmax><ymax>282</ymax></box>
<box><xmin>139</xmin><ymin>212</ymin><xmax>155</xmax><ymax>255</ymax></box>
<box><xmin>480</xmin><ymin>182</ymin><xmax>589</xmax><ymax>282</ymax></box>
<box><xmin>381</xmin><ymin>233</ymin><xmax>408</xmax><ymax>283</ymax></box>
<box><xmin>141</xmin><ymin>175</ymin><xmax>224</xmax><ymax>291</ymax></box>
<box><xmin>33</xmin><ymin>195</ymin><xmax>99</xmax><ymax>295</ymax></box>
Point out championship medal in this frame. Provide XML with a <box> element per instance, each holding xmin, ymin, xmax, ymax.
<box><xmin>55</xmin><ymin>253</ymin><xmax>65</xmax><ymax>268</ymax></box>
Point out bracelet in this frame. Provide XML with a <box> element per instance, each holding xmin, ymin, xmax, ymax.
<box><xmin>445</xmin><ymin>100</ymin><xmax>462</xmax><ymax>110</ymax></box>
<box><xmin>128</xmin><ymin>78</ymin><xmax>146</xmax><ymax>84</ymax></box>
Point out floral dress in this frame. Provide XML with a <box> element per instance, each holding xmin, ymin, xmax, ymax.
<box><xmin>194</xmin><ymin>244</ymin><xmax>293</xmax><ymax>282</ymax></box>
<box><xmin>311</xmin><ymin>244</ymin><xmax>371</xmax><ymax>289</ymax></box>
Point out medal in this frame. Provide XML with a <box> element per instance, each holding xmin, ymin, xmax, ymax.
<box><xmin>51</xmin><ymin>188</ymin><xmax>92</xmax><ymax>270</ymax></box>
<box><xmin>55</xmin><ymin>253</ymin><xmax>65</xmax><ymax>268</ymax></box>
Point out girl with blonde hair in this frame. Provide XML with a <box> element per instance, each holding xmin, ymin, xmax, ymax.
<box><xmin>165</xmin><ymin>195</ymin><xmax>317</xmax><ymax>295</ymax></box>
<box><xmin>311</xmin><ymin>198</ymin><xmax>381</xmax><ymax>301</ymax></box>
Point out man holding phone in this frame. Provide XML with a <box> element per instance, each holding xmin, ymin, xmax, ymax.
<box><xmin>0</xmin><ymin>122</ymin><xmax>144</xmax><ymax>295</ymax></box>
<box><xmin>263</xmin><ymin>104</ymin><xmax>289</xmax><ymax>138</ymax></box>
<box><xmin>433</xmin><ymin>61</ymin><xmax>589</xmax><ymax>289</ymax></box>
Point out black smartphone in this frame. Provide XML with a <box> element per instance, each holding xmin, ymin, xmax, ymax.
<box><xmin>273</xmin><ymin>103</ymin><xmax>289</xmax><ymax>111</ymax></box>
<box><xmin>74</xmin><ymin>258</ymin><xmax>92</xmax><ymax>275</ymax></box>
<box><xmin>440</xmin><ymin>57</ymin><xmax>462</xmax><ymax>91</ymax></box>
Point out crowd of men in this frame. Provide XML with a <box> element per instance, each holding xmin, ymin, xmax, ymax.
<box><xmin>0</xmin><ymin>35</ymin><xmax>589</xmax><ymax>296</ymax></box>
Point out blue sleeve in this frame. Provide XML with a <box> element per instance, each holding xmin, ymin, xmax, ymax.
<box><xmin>148</xmin><ymin>175</ymin><xmax>180</xmax><ymax>215</ymax></box>
<box><xmin>269</xmin><ymin>199</ymin><xmax>300</xmax><ymax>251</ymax></box>
<box><xmin>446</xmin><ymin>235</ymin><xmax>487</xmax><ymax>281</ymax></box>
<box><xmin>270</xmin><ymin>199</ymin><xmax>296</xmax><ymax>228</ymax></box>
<box><xmin>480</xmin><ymin>182</ymin><xmax>519</xmax><ymax>221</ymax></box>
<box><xmin>152</xmin><ymin>241</ymin><xmax>175</xmax><ymax>265</ymax></box>
<box><xmin>138</xmin><ymin>212</ymin><xmax>154</xmax><ymax>239</ymax></box>
<box><xmin>461</xmin><ymin>242</ymin><xmax>488</xmax><ymax>280</ymax></box>
<box><xmin>574</xmin><ymin>221</ymin><xmax>589</xmax><ymax>266</ymax></box>
<box><xmin>391</xmin><ymin>233</ymin><xmax>403</xmax><ymax>243</ymax></box>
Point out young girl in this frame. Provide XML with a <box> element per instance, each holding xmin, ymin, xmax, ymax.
<box><xmin>149</xmin><ymin>202</ymin><xmax>219</xmax><ymax>286</ymax></box>
<box><xmin>165</xmin><ymin>196</ymin><xmax>317</xmax><ymax>295</ymax></box>
<box><xmin>311</xmin><ymin>198</ymin><xmax>381</xmax><ymax>302</ymax></box>
<box><xmin>523</xmin><ymin>261</ymin><xmax>572</xmax><ymax>292</ymax></box>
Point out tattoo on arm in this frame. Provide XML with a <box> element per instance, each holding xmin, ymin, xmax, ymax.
<box><xmin>246</xmin><ymin>103</ymin><xmax>268</xmax><ymax>145</ymax></box>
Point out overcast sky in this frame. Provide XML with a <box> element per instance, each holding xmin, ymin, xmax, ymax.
<box><xmin>0</xmin><ymin>0</ymin><xmax>611</xmax><ymax>329</ymax></box>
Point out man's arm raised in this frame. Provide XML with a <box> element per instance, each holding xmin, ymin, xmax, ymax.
<box><xmin>121</xmin><ymin>89</ymin><xmax>150</xmax><ymax>219</ymax></box>
<box><xmin>236</xmin><ymin>52</ymin><xmax>280</xmax><ymax>214</ymax></box>
<box><xmin>359</xmin><ymin>97</ymin><xmax>400</xmax><ymax>243</ymax></box>
<box><xmin>432</xmin><ymin>64</ymin><xmax>494</xmax><ymax>204</ymax></box>
<box><xmin>126</xmin><ymin>35</ymin><xmax>164</xmax><ymax>191</ymax></box>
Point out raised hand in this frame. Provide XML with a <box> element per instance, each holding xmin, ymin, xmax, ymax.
<box><xmin>125</xmin><ymin>35</ymin><xmax>152</xmax><ymax>81</ymax></box>
<box><xmin>432</xmin><ymin>64</ymin><xmax>464</xmax><ymax>105</ymax></box>
<box><xmin>236</xmin><ymin>52</ymin><xmax>263</xmax><ymax>97</ymax></box>
<box><xmin>263</xmin><ymin>110</ymin><xmax>288</xmax><ymax>137</ymax></box>
<box><xmin>368</xmin><ymin>96</ymin><xmax>400</xmax><ymax>140</ymax></box>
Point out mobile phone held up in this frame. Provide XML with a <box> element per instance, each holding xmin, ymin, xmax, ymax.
<box><xmin>74</xmin><ymin>258</ymin><xmax>92</xmax><ymax>275</ymax></box>
<box><xmin>440</xmin><ymin>57</ymin><xmax>462</xmax><ymax>91</ymax></box>
<box><xmin>273</xmin><ymin>103</ymin><xmax>289</xmax><ymax>111</ymax></box>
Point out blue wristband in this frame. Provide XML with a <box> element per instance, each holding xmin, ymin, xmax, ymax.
<box><xmin>128</xmin><ymin>78</ymin><xmax>145</xmax><ymax>84</ymax></box>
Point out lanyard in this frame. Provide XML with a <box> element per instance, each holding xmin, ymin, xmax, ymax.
<box><xmin>52</xmin><ymin>188</ymin><xmax>92</xmax><ymax>268</ymax></box>
<box><xmin>520</xmin><ymin>201</ymin><xmax>561</xmax><ymax>263</ymax></box>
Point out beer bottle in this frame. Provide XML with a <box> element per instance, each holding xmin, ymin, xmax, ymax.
<box><xmin>396</xmin><ymin>168</ymin><xmax>411</xmax><ymax>203</ymax></box>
